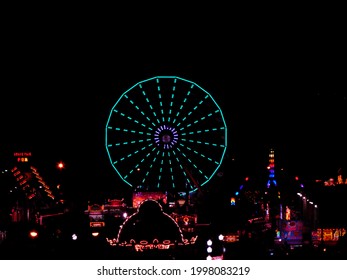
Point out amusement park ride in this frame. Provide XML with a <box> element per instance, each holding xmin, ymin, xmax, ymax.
<box><xmin>85</xmin><ymin>76</ymin><xmax>228</xmax><ymax>255</ymax></box>
<box><xmin>6</xmin><ymin>152</ymin><xmax>65</xmax><ymax>224</ymax></box>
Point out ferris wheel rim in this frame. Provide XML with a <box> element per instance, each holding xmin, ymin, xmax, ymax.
<box><xmin>105</xmin><ymin>76</ymin><xmax>227</xmax><ymax>192</ymax></box>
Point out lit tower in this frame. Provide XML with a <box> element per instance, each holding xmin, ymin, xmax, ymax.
<box><xmin>267</xmin><ymin>148</ymin><xmax>277</xmax><ymax>188</ymax></box>
<box><xmin>266</xmin><ymin>148</ymin><xmax>282</xmax><ymax>234</ymax></box>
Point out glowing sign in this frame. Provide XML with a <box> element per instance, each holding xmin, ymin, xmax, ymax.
<box><xmin>281</xmin><ymin>220</ymin><xmax>303</xmax><ymax>241</ymax></box>
<box><xmin>223</xmin><ymin>235</ymin><xmax>239</xmax><ymax>243</ymax></box>
<box><xmin>13</xmin><ymin>152</ymin><xmax>31</xmax><ymax>162</ymax></box>
<box><xmin>107</xmin><ymin>236</ymin><xmax>197</xmax><ymax>250</ymax></box>
<box><xmin>14</xmin><ymin>152</ymin><xmax>32</xmax><ymax>157</ymax></box>
<box><xmin>313</xmin><ymin>228</ymin><xmax>346</xmax><ymax>242</ymax></box>
<box><xmin>132</xmin><ymin>192</ymin><xmax>166</xmax><ymax>208</ymax></box>
<box><xmin>90</xmin><ymin>222</ymin><xmax>105</xmax><ymax>227</ymax></box>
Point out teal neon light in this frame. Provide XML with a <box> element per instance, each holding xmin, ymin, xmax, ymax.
<box><xmin>105</xmin><ymin>76</ymin><xmax>227</xmax><ymax>193</ymax></box>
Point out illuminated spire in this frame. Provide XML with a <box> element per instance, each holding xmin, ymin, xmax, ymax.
<box><xmin>267</xmin><ymin>148</ymin><xmax>277</xmax><ymax>188</ymax></box>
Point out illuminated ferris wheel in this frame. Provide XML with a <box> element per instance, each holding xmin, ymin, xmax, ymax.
<box><xmin>105</xmin><ymin>76</ymin><xmax>227</xmax><ymax>193</ymax></box>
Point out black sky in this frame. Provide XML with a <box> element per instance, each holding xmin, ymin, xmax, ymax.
<box><xmin>1</xmin><ymin>11</ymin><xmax>346</xmax><ymax>201</ymax></box>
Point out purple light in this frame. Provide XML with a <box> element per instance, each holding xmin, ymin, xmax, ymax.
<box><xmin>153</xmin><ymin>124</ymin><xmax>179</xmax><ymax>150</ymax></box>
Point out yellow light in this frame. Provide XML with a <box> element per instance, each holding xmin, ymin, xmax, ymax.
<box><xmin>29</xmin><ymin>230</ymin><xmax>38</xmax><ymax>238</ymax></box>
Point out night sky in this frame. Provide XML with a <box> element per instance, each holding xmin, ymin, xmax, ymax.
<box><xmin>1</xmin><ymin>13</ymin><xmax>346</xmax><ymax>204</ymax></box>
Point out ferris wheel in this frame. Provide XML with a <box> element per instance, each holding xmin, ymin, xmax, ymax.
<box><xmin>105</xmin><ymin>76</ymin><xmax>227</xmax><ymax>193</ymax></box>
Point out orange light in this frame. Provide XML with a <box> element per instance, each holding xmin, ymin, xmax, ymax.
<box><xmin>29</xmin><ymin>230</ymin><xmax>38</xmax><ymax>238</ymax></box>
<box><xmin>230</xmin><ymin>197</ymin><xmax>236</xmax><ymax>205</ymax></box>
<box><xmin>57</xmin><ymin>162</ymin><xmax>64</xmax><ymax>169</ymax></box>
<box><xmin>91</xmin><ymin>232</ymin><xmax>99</xmax><ymax>237</ymax></box>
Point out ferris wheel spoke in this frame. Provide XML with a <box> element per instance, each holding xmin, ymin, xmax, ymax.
<box><xmin>123</xmin><ymin>93</ymin><xmax>158</xmax><ymax>127</ymax></box>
